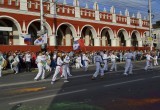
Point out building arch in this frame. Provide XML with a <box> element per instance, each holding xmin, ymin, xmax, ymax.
<box><xmin>0</xmin><ymin>15</ymin><xmax>21</xmax><ymax>45</ymax></box>
<box><xmin>56</xmin><ymin>23</ymin><xmax>76</xmax><ymax>46</ymax></box>
<box><xmin>117</xmin><ymin>28</ymin><xmax>129</xmax><ymax>46</ymax></box>
<box><xmin>131</xmin><ymin>30</ymin><xmax>141</xmax><ymax>47</ymax></box>
<box><xmin>80</xmin><ymin>25</ymin><xmax>97</xmax><ymax>46</ymax></box>
<box><xmin>100</xmin><ymin>27</ymin><xmax>114</xmax><ymax>46</ymax></box>
<box><xmin>27</xmin><ymin>19</ymin><xmax>52</xmax><ymax>36</ymax></box>
<box><xmin>56</xmin><ymin>22</ymin><xmax>77</xmax><ymax>39</ymax></box>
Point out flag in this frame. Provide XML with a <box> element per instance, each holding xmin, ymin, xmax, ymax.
<box><xmin>34</xmin><ymin>37</ymin><xmax>43</xmax><ymax>45</ymax></box>
<box><xmin>34</xmin><ymin>33</ymin><xmax>48</xmax><ymax>45</ymax></box>
<box><xmin>22</xmin><ymin>34</ymin><xmax>31</xmax><ymax>45</ymax></box>
<box><xmin>41</xmin><ymin>33</ymin><xmax>48</xmax><ymax>44</ymax></box>
<box><xmin>73</xmin><ymin>40</ymin><xmax>80</xmax><ymax>50</ymax></box>
<box><xmin>73</xmin><ymin>39</ymin><xmax>85</xmax><ymax>51</ymax></box>
<box><xmin>78</xmin><ymin>39</ymin><xmax>85</xmax><ymax>48</ymax></box>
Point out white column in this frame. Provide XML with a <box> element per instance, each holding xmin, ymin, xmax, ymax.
<box><xmin>138</xmin><ymin>40</ymin><xmax>143</xmax><ymax>47</ymax></box>
<box><xmin>127</xmin><ymin>16</ymin><xmax>131</xmax><ymax>25</ymax></box>
<box><xmin>126</xmin><ymin>39</ymin><xmax>131</xmax><ymax>47</ymax></box>
<box><xmin>112</xmin><ymin>14</ymin><xmax>116</xmax><ymax>23</ymax></box>
<box><xmin>94</xmin><ymin>37</ymin><xmax>100</xmax><ymax>46</ymax></box>
<box><xmin>49</xmin><ymin>34</ymin><xmax>57</xmax><ymax>46</ymax></box>
<box><xmin>139</xmin><ymin>18</ymin><xmax>142</xmax><ymax>27</ymax></box>
<box><xmin>111</xmin><ymin>38</ymin><xmax>116</xmax><ymax>46</ymax></box>
<box><xmin>95</xmin><ymin>11</ymin><xmax>100</xmax><ymax>20</ymax></box>
<box><xmin>50</xmin><ymin>2</ymin><xmax>57</xmax><ymax>15</ymax></box>
<box><xmin>75</xmin><ymin>7</ymin><xmax>80</xmax><ymax>18</ymax></box>
<box><xmin>20</xmin><ymin>0</ymin><xmax>28</xmax><ymax>11</ymax></box>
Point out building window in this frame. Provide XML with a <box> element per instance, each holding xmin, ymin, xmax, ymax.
<box><xmin>8</xmin><ymin>0</ymin><xmax>11</xmax><ymax>5</ymax></box>
<box><xmin>0</xmin><ymin>0</ymin><xmax>4</xmax><ymax>4</ymax></box>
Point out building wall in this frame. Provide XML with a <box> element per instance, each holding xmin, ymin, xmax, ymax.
<box><xmin>0</xmin><ymin>0</ymin><xmax>150</xmax><ymax>51</ymax></box>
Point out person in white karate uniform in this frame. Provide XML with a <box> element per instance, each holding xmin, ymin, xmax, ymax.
<box><xmin>82</xmin><ymin>53</ymin><xmax>90</xmax><ymax>71</ymax></box>
<box><xmin>144</xmin><ymin>52</ymin><xmax>153</xmax><ymax>71</ymax></box>
<box><xmin>123</xmin><ymin>50</ymin><xmax>134</xmax><ymax>75</ymax></box>
<box><xmin>61</xmin><ymin>53</ymin><xmax>72</xmax><ymax>78</ymax></box>
<box><xmin>109</xmin><ymin>52</ymin><xmax>118</xmax><ymax>72</ymax></box>
<box><xmin>153</xmin><ymin>54</ymin><xmax>158</xmax><ymax>66</ymax></box>
<box><xmin>103</xmin><ymin>51</ymin><xmax>109</xmax><ymax>72</ymax></box>
<box><xmin>75</xmin><ymin>54</ymin><xmax>83</xmax><ymax>69</ymax></box>
<box><xmin>51</xmin><ymin>53</ymin><xmax>64</xmax><ymax>84</ymax></box>
<box><xmin>11</xmin><ymin>53</ymin><xmax>20</xmax><ymax>74</ymax></box>
<box><xmin>92</xmin><ymin>52</ymin><xmax>104</xmax><ymax>80</ymax></box>
<box><xmin>61</xmin><ymin>54</ymin><xmax>69</xmax><ymax>83</ymax></box>
<box><xmin>0</xmin><ymin>52</ymin><xmax>4</xmax><ymax>77</ymax></box>
<box><xmin>45</xmin><ymin>52</ymin><xmax>51</xmax><ymax>72</ymax></box>
<box><xmin>34</xmin><ymin>52</ymin><xmax>46</xmax><ymax>80</ymax></box>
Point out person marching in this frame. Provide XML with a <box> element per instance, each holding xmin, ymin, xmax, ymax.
<box><xmin>153</xmin><ymin>53</ymin><xmax>158</xmax><ymax>66</ymax></box>
<box><xmin>103</xmin><ymin>51</ymin><xmax>109</xmax><ymax>72</ymax></box>
<box><xmin>51</xmin><ymin>52</ymin><xmax>63</xmax><ymax>84</ymax></box>
<box><xmin>65</xmin><ymin>52</ymin><xmax>72</xmax><ymax>76</ymax></box>
<box><xmin>123</xmin><ymin>50</ymin><xmax>134</xmax><ymax>75</ymax></box>
<box><xmin>109</xmin><ymin>52</ymin><xmax>118</xmax><ymax>72</ymax></box>
<box><xmin>82</xmin><ymin>53</ymin><xmax>90</xmax><ymax>71</ymax></box>
<box><xmin>45</xmin><ymin>52</ymin><xmax>52</xmax><ymax>72</ymax></box>
<box><xmin>24</xmin><ymin>51</ymin><xmax>32</xmax><ymax>72</ymax></box>
<box><xmin>92</xmin><ymin>52</ymin><xmax>104</xmax><ymax>80</ymax></box>
<box><xmin>11</xmin><ymin>53</ymin><xmax>20</xmax><ymax>74</ymax></box>
<box><xmin>75</xmin><ymin>54</ymin><xmax>83</xmax><ymax>69</ymax></box>
<box><xmin>144</xmin><ymin>52</ymin><xmax>153</xmax><ymax>71</ymax></box>
<box><xmin>0</xmin><ymin>51</ymin><xmax>5</xmax><ymax>77</ymax></box>
<box><xmin>34</xmin><ymin>52</ymin><xmax>46</xmax><ymax>81</ymax></box>
<box><xmin>61</xmin><ymin>54</ymin><xmax>69</xmax><ymax>83</ymax></box>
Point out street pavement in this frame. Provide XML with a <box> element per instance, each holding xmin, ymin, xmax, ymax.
<box><xmin>0</xmin><ymin>61</ymin><xmax>160</xmax><ymax>110</ymax></box>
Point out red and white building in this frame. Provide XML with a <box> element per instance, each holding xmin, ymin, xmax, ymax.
<box><xmin>0</xmin><ymin>0</ymin><xmax>149</xmax><ymax>51</ymax></box>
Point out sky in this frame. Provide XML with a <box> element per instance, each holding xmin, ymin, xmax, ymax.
<box><xmin>56</xmin><ymin>0</ymin><xmax>160</xmax><ymax>24</ymax></box>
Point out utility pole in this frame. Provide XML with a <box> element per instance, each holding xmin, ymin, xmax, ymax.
<box><xmin>148</xmin><ymin>0</ymin><xmax>153</xmax><ymax>51</ymax></box>
<box><xmin>40</xmin><ymin>0</ymin><xmax>44</xmax><ymax>32</ymax></box>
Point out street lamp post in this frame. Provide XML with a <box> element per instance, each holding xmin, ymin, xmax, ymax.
<box><xmin>40</xmin><ymin>0</ymin><xmax>44</xmax><ymax>32</ymax></box>
<box><xmin>148</xmin><ymin>0</ymin><xmax>153</xmax><ymax>51</ymax></box>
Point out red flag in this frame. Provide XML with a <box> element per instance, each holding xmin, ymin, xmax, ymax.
<box><xmin>78</xmin><ymin>39</ymin><xmax>85</xmax><ymax>48</ymax></box>
<box><xmin>78</xmin><ymin>39</ymin><xmax>86</xmax><ymax>52</ymax></box>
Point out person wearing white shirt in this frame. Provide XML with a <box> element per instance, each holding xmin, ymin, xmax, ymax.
<box><xmin>123</xmin><ymin>50</ymin><xmax>134</xmax><ymax>75</ymax></box>
<box><xmin>92</xmin><ymin>52</ymin><xmax>104</xmax><ymax>80</ymax></box>
<box><xmin>0</xmin><ymin>52</ymin><xmax>4</xmax><ymax>77</ymax></box>
<box><xmin>153</xmin><ymin>55</ymin><xmax>158</xmax><ymax>66</ymax></box>
<box><xmin>25</xmin><ymin>51</ymin><xmax>31</xmax><ymax>72</ymax></box>
<box><xmin>11</xmin><ymin>53</ymin><xmax>20</xmax><ymax>74</ymax></box>
<box><xmin>82</xmin><ymin>53</ymin><xmax>90</xmax><ymax>71</ymax></box>
<box><xmin>109</xmin><ymin>52</ymin><xmax>118</xmax><ymax>72</ymax></box>
<box><xmin>34</xmin><ymin>52</ymin><xmax>46</xmax><ymax>80</ymax></box>
<box><xmin>51</xmin><ymin>53</ymin><xmax>64</xmax><ymax>84</ymax></box>
<box><xmin>103</xmin><ymin>51</ymin><xmax>109</xmax><ymax>72</ymax></box>
<box><xmin>61</xmin><ymin>53</ymin><xmax>72</xmax><ymax>78</ymax></box>
<box><xmin>144</xmin><ymin>52</ymin><xmax>153</xmax><ymax>70</ymax></box>
<box><xmin>75</xmin><ymin>54</ymin><xmax>83</xmax><ymax>69</ymax></box>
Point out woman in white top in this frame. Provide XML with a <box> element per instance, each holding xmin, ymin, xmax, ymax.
<box><xmin>34</xmin><ymin>52</ymin><xmax>46</xmax><ymax>80</ymax></box>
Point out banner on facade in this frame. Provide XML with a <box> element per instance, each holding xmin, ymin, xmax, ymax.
<box><xmin>34</xmin><ymin>33</ymin><xmax>48</xmax><ymax>45</ymax></box>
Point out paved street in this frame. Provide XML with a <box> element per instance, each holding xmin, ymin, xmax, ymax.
<box><xmin>0</xmin><ymin>61</ymin><xmax>160</xmax><ymax>110</ymax></box>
